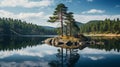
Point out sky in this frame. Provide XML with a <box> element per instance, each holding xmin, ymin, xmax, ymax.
<box><xmin>0</xmin><ymin>0</ymin><xmax>120</xmax><ymax>27</ymax></box>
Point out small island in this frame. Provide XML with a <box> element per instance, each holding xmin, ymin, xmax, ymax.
<box><xmin>44</xmin><ymin>4</ymin><xmax>105</xmax><ymax>49</ymax></box>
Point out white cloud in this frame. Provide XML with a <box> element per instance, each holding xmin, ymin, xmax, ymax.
<box><xmin>66</xmin><ymin>0</ymin><xmax>73</xmax><ymax>2</ymax></box>
<box><xmin>0</xmin><ymin>9</ymin><xmax>45</xmax><ymax>21</ymax></box>
<box><xmin>115</xmin><ymin>5</ymin><xmax>120</xmax><ymax>8</ymax></box>
<box><xmin>87</xmin><ymin>0</ymin><xmax>93</xmax><ymax>2</ymax></box>
<box><xmin>0</xmin><ymin>0</ymin><xmax>53</xmax><ymax>8</ymax></box>
<box><xmin>74</xmin><ymin>14</ymin><xmax>120</xmax><ymax>23</ymax></box>
<box><xmin>0</xmin><ymin>9</ymin><xmax>58</xmax><ymax>27</ymax></box>
<box><xmin>18</xmin><ymin>12</ymin><xmax>45</xmax><ymax>19</ymax></box>
<box><xmin>82</xmin><ymin>9</ymin><xmax>105</xmax><ymax>14</ymax></box>
<box><xmin>0</xmin><ymin>10</ymin><xmax>15</xmax><ymax>18</ymax></box>
<box><xmin>0</xmin><ymin>10</ymin><xmax>120</xmax><ymax>27</ymax></box>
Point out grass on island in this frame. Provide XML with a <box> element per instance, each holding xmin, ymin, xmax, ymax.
<box><xmin>84</xmin><ymin>33</ymin><xmax>120</xmax><ymax>36</ymax></box>
<box><xmin>59</xmin><ymin>35</ymin><xmax>79</xmax><ymax>42</ymax></box>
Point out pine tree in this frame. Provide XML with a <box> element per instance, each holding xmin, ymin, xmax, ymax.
<box><xmin>48</xmin><ymin>3</ymin><xmax>67</xmax><ymax>36</ymax></box>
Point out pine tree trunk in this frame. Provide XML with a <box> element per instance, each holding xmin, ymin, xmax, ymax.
<box><xmin>65</xmin><ymin>26</ymin><xmax>68</xmax><ymax>36</ymax></box>
<box><xmin>61</xmin><ymin>20</ymin><xmax>63</xmax><ymax>36</ymax></box>
<box><xmin>70</xmin><ymin>23</ymin><xmax>72</xmax><ymax>36</ymax></box>
<box><xmin>60</xmin><ymin>9</ymin><xmax>63</xmax><ymax>36</ymax></box>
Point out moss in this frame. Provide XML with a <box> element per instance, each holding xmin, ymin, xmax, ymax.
<box><xmin>59</xmin><ymin>35</ymin><xmax>79</xmax><ymax>42</ymax></box>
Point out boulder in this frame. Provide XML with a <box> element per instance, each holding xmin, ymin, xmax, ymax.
<box><xmin>66</xmin><ymin>41</ymin><xmax>73</xmax><ymax>46</ymax></box>
<box><xmin>44</xmin><ymin>38</ymin><xmax>53</xmax><ymax>45</ymax></box>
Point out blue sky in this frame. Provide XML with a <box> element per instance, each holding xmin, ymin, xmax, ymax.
<box><xmin>0</xmin><ymin>0</ymin><xmax>120</xmax><ymax>27</ymax></box>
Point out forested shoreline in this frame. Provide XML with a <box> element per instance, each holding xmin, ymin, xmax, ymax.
<box><xmin>79</xmin><ymin>18</ymin><xmax>120</xmax><ymax>34</ymax></box>
<box><xmin>0</xmin><ymin>17</ymin><xmax>120</xmax><ymax>36</ymax></box>
<box><xmin>0</xmin><ymin>17</ymin><xmax>56</xmax><ymax>36</ymax></box>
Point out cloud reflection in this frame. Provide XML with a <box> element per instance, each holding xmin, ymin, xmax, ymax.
<box><xmin>0</xmin><ymin>45</ymin><xmax>120</xmax><ymax>59</ymax></box>
<box><xmin>0</xmin><ymin>61</ymin><xmax>50</xmax><ymax>67</ymax></box>
<box><xmin>0</xmin><ymin>44</ymin><xmax>58</xmax><ymax>59</ymax></box>
<box><xmin>79</xmin><ymin>47</ymin><xmax>120</xmax><ymax>54</ymax></box>
<box><xmin>83</xmin><ymin>56</ymin><xmax>105</xmax><ymax>61</ymax></box>
<box><xmin>0</xmin><ymin>44</ymin><xmax>120</xmax><ymax>67</ymax></box>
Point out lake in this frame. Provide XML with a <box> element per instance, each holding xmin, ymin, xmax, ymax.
<box><xmin>0</xmin><ymin>36</ymin><xmax>120</xmax><ymax>67</ymax></box>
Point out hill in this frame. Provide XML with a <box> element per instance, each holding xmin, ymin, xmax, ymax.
<box><xmin>75</xmin><ymin>21</ymin><xmax>83</xmax><ymax>28</ymax></box>
<box><xmin>0</xmin><ymin>17</ymin><xmax>57</xmax><ymax>36</ymax></box>
<box><xmin>79</xmin><ymin>18</ymin><xmax>120</xmax><ymax>34</ymax></box>
<box><xmin>41</xmin><ymin>26</ymin><xmax>55</xmax><ymax>30</ymax></box>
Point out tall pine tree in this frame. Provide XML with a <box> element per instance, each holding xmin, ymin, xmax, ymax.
<box><xmin>48</xmin><ymin>3</ymin><xmax>67</xmax><ymax>36</ymax></box>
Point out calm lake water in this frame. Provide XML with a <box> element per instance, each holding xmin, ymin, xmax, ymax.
<box><xmin>0</xmin><ymin>36</ymin><xmax>120</xmax><ymax>67</ymax></box>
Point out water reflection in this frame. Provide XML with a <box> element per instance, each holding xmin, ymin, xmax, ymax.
<box><xmin>49</xmin><ymin>48</ymin><xmax>80</xmax><ymax>67</ymax></box>
<box><xmin>89</xmin><ymin>37</ymin><xmax>120</xmax><ymax>52</ymax></box>
<box><xmin>0</xmin><ymin>36</ymin><xmax>47</xmax><ymax>51</ymax></box>
<box><xmin>0</xmin><ymin>44</ymin><xmax>58</xmax><ymax>67</ymax></box>
<box><xmin>46</xmin><ymin>40</ymin><xmax>85</xmax><ymax>67</ymax></box>
<box><xmin>0</xmin><ymin>36</ymin><xmax>120</xmax><ymax>67</ymax></box>
<box><xmin>45</xmin><ymin>36</ymin><xmax>120</xmax><ymax>67</ymax></box>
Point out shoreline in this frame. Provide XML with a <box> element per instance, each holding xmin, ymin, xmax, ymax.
<box><xmin>84</xmin><ymin>34</ymin><xmax>120</xmax><ymax>37</ymax></box>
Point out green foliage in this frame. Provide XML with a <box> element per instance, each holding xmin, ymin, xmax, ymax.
<box><xmin>48</xmin><ymin>3</ymin><xmax>80</xmax><ymax>36</ymax></box>
<box><xmin>0</xmin><ymin>17</ymin><xmax>56</xmax><ymax>35</ymax></box>
<box><xmin>65</xmin><ymin>12</ymin><xmax>80</xmax><ymax>36</ymax></box>
<box><xmin>79</xmin><ymin>18</ymin><xmax>120</xmax><ymax>34</ymax></box>
<box><xmin>48</xmin><ymin>3</ymin><xmax>68</xmax><ymax>36</ymax></box>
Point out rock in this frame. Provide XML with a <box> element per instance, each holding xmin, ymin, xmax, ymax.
<box><xmin>58</xmin><ymin>42</ymin><xmax>64</xmax><ymax>45</ymax></box>
<box><xmin>96</xmin><ymin>42</ymin><xmax>104</xmax><ymax>45</ymax></box>
<box><xmin>51</xmin><ymin>38</ymin><xmax>55</xmax><ymax>45</ymax></box>
<box><xmin>44</xmin><ymin>38</ymin><xmax>53</xmax><ymax>45</ymax></box>
<box><xmin>90</xmin><ymin>41</ymin><xmax>96</xmax><ymax>44</ymax></box>
<box><xmin>74</xmin><ymin>42</ymin><xmax>78</xmax><ymax>46</ymax></box>
<box><xmin>43</xmin><ymin>35</ymin><xmax>100</xmax><ymax>49</ymax></box>
<box><xmin>66</xmin><ymin>41</ymin><xmax>73</xmax><ymax>46</ymax></box>
<box><xmin>74</xmin><ymin>34</ymin><xmax>88</xmax><ymax>41</ymax></box>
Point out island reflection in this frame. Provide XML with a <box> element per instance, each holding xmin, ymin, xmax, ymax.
<box><xmin>0</xmin><ymin>36</ymin><xmax>120</xmax><ymax>67</ymax></box>
<box><xmin>45</xmin><ymin>38</ymin><xmax>88</xmax><ymax>67</ymax></box>
<box><xmin>49</xmin><ymin>47</ymin><xmax>80</xmax><ymax>67</ymax></box>
<box><xmin>44</xmin><ymin>36</ymin><xmax>120</xmax><ymax>67</ymax></box>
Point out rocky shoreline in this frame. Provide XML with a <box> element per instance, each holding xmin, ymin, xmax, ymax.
<box><xmin>43</xmin><ymin>35</ymin><xmax>104</xmax><ymax>49</ymax></box>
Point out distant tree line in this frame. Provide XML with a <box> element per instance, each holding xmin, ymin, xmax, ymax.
<box><xmin>79</xmin><ymin>18</ymin><xmax>120</xmax><ymax>34</ymax></box>
<box><xmin>0</xmin><ymin>17</ymin><xmax>56</xmax><ymax>35</ymax></box>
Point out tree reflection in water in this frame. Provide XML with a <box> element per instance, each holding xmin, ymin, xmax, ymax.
<box><xmin>45</xmin><ymin>37</ymin><xmax>91</xmax><ymax>67</ymax></box>
<box><xmin>44</xmin><ymin>36</ymin><xmax>120</xmax><ymax>67</ymax></box>
<box><xmin>49</xmin><ymin>46</ymin><xmax>82</xmax><ymax>67</ymax></box>
<box><xmin>89</xmin><ymin>37</ymin><xmax>120</xmax><ymax>52</ymax></box>
<box><xmin>0</xmin><ymin>36</ymin><xmax>47</xmax><ymax>51</ymax></box>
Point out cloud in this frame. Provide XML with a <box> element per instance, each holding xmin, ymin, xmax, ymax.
<box><xmin>0</xmin><ymin>9</ymin><xmax>57</xmax><ymax>27</ymax></box>
<box><xmin>87</xmin><ymin>0</ymin><xmax>93</xmax><ymax>2</ymax></box>
<box><xmin>74</xmin><ymin>14</ymin><xmax>120</xmax><ymax>23</ymax></box>
<box><xmin>18</xmin><ymin>12</ymin><xmax>45</xmax><ymax>19</ymax></box>
<box><xmin>0</xmin><ymin>9</ymin><xmax>45</xmax><ymax>21</ymax></box>
<box><xmin>115</xmin><ymin>5</ymin><xmax>120</xmax><ymax>8</ymax></box>
<box><xmin>0</xmin><ymin>10</ymin><xmax>15</xmax><ymax>18</ymax></box>
<box><xmin>0</xmin><ymin>0</ymin><xmax>53</xmax><ymax>8</ymax></box>
<box><xmin>66</xmin><ymin>0</ymin><xmax>73</xmax><ymax>2</ymax></box>
<box><xmin>82</xmin><ymin>9</ymin><xmax>105</xmax><ymax>14</ymax></box>
<box><xmin>0</xmin><ymin>10</ymin><xmax>120</xmax><ymax>27</ymax></box>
